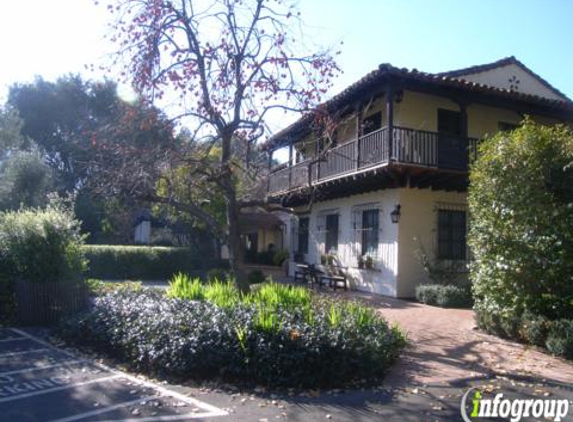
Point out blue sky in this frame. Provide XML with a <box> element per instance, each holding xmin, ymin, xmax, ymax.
<box><xmin>298</xmin><ymin>0</ymin><xmax>573</xmax><ymax>99</ymax></box>
<box><xmin>0</xmin><ymin>0</ymin><xmax>571</xmax><ymax>106</ymax></box>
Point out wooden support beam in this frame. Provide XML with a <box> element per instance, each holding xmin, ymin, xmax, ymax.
<box><xmin>355</xmin><ymin>102</ymin><xmax>363</xmax><ymax>169</ymax></box>
<box><xmin>386</xmin><ymin>82</ymin><xmax>395</xmax><ymax>161</ymax></box>
<box><xmin>288</xmin><ymin>142</ymin><xmax>293</xmax><ymax>188</ymax></box>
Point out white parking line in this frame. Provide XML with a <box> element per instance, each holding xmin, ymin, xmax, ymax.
<box><xmin>0</xmin><ymin>337</ymin><xmax>26</xmax><ymax>343</ymax></box>
<box><xmin>9</xmin><ymin>328</ymin><xmax>228</xmax><ymax>420</ymax></box>
<box><xmin>97</xmin><ymin>412</ymin><xmax>229</xmax><ymax>422</ymax></box>
<box><xmin>0</xmin><ymin>374</ymin><xmax>122</xmax><ymax>403</ymax></box>
<box><xmin>0</xmin><ymin>348</ymin><xmax>49</xmax><ymax>359</ymax></box>
<box><xmin>0</xmin><ymin>360</ymin><xmax>86</xmax><ymax>377</ymax></box>
<box><xmin>46</xmin><ymin>395</ymin><xmax>157</xmax><ymax>422</ymax></box>
<box><xmin>10</xmin><ymin>329</ymin><xmax>76</xmax><ymax>358</ymax></box>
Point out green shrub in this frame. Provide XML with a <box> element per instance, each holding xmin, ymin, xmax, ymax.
<box><xmin>0</xmin><ymin>202</ymin><xmax>87</xmax><ymax>322</ymax></box>
<box><xmin>415</xmin><ymin>284</ymin><xmax>473</xmax><ymax>308</ymax></box>
<box><xmin>545</xmin><ymin>320</ymin><xmax>573</xmax><ymax>359</ymax></box>
<box><xmin>59</xmin><ymin>289</ymin><xmax>406</xmax><ymax>387</ymax></box>
<box><xmin>245</xmin><ymin>250</ymin><xmax>287</xmax><ymax>266</ymax></box>
<box><xmin>83</xmin><ymin>245</ymin><xmax>226</xmax><ymax>280</ymax></box>
<box><xmin>247</xmin><ymin>269</ymin><xmax>266</xmax><ymax>285</ymax></box>
<box><xmin>206</xmin><ymin>268</ymin><xmax>230</xmax><ymax>283</ymax></box>
<box><xmin>415</xmin><ymin>285</ymin><xmax>439</xmax><ymax>305</ymax></box>
<box><xmin>166</xmin><ymin>273</ymin><xmax>204</xmax><ymax>301</ymax></box>
<box><xmin>272</xmin><ymin>250</ymin><xmax>289</xmax><ymax>266</ymax></box>
<box><xmin>86</xmin><ymin>279</ymin><xmax>143</xmax><ymax>297</ymax></box>
<box><xmin>519</xmin><ymin>313</ymin><xmax>550</xmax><ymax>347</ymax></box>
<box><xmin>204</xmin><ymin>281</ymin><xmax>241</xmax><ymax>308</ymax></box>
<box><xmin>248</xmin><ymin>283</ymin><xmax>311</xmax><ymax>312</ymax></box>
<box><xmin>0</xmin><ymin>204</ymin><xmax>86</xmax><ymax>284</ymax></box>
<box><xmin>469</xmin><ymin>120</ymin><xmax>573</xmax><ymax>322</ymax></box>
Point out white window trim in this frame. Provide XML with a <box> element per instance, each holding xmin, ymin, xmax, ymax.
<box><xmin>351</xmin><ymin>202</ymin><xmax>383</xmax><ymax>268</ymax></box>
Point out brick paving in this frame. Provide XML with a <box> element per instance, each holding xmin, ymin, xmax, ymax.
<box><xmin>329</xmin><ymin>291</ymin><xmax>573</xmax><ymax>388</ymax></box>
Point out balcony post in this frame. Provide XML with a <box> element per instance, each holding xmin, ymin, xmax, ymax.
<box><xmin>355</xmin><ymin>101</ymin><xmax>363</xmax><ymax>169</ymax></box>
<box><xmin>267</xmin><ymin>149</ymin><xmax>273</xmax><ymax>192</ymax></box>
<box><xmin>315</xmin><ymin>138</ymin><xmax>321</xmax><ymax>181</ymax></box>
<box><xmin>288</xmin><ymin>140</ymin><xmax>293</xmax><ymax>188</ymax></box>
<box><xmin>459</xmin><ymin>102</ymin><xmax>468</xmax><ymax>137</ymax></box>
<box><xmin>458</xmin><ymin>100</ymin><xmax>469</xmax><ymax>169</ymax></box>
<box><xmin>386</xmin><ymin>83</ymin><xmax>395</xmax><ymax>161</ymax></box>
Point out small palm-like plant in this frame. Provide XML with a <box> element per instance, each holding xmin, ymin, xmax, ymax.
<box><xmin>204</xmin><ymin>279</ymin><xmax>241</xmax><ymax>308</ymax></box>
<box><xmin>166</xmin><ymin>272</ymin><xmax>204</xmax><ymax>301</ymax></box>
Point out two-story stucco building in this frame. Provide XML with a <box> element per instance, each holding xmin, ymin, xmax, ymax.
<box><xmin>264</xmin><ymin>57</ymin><xmax>573</xmax><ymax>297</ymax></box>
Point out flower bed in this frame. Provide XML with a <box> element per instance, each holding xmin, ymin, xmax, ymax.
<box><xmin>59</xmin><ymin>283</ymin><xmax>406</xmax><ymax>388</ymax></box>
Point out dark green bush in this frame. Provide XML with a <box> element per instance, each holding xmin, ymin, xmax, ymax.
<box><xmin>86</xmin><ymin>279</ymin><xmax>143</xmax><ymax>297</ymax></box>
<box><xmin>59</xmin><ymin>289</ymin><xmax>406</xmax><ymax>388</ymax></box>
<box><xmin>206</xmin><ymin>267</ymin><xmax>230</xmax><ymax>283</ymax></box>
<box><xmin>415</xmin><ymin>284</ymin><xmax>473</xmax><ymax>308</ymax></box>
<box><xmin>476</xmin><ymin>309</ymin><xmax>573</xmax><ymax>360</ymax></box>
<box><xmin>415</xmin><ymin>285</ymin><xmax>439</xmax><ymax>305</ymax></box>
<box><xmin>83</xmin><ymin>245</ymin><xmax>226</xmax><ymax>280</ymax></box>
<box><xmin>244</xmin><ymin>250</ymin><xmax>288</xmax><ymax>267</ymax></box>
<box><xmin>0</xmin><ymin>202</ymin><xmax>87</xmax><ymax>323</ymax></box>
<box><xmin>272</xmin><ymin>250</ymin><xmax>289</xmax><ymax>266</ymax></box>
<box><xmin>519</xmin><ymin>312</ymin><xmax>550</xmax><ymax>347</ymax></box>
<box><xmin>247</xmin><ymin>269</ymin><xmax>266</xmax><ymax>285</ymax></box>
<box><xmin>469</xmin><ymin>120</ymin><xmax>573</xmax><ymax>322</ymax></box>
<box><xmin>545</xmin><ymin>320</ymin><xmax>573</xmax><ymax>359</ymax></box>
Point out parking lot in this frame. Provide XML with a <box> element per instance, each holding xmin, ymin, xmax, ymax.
<box><xmin>0</xmin><ymin>328</ymin><xmax>227</xmax><ymax>422</ymax></box>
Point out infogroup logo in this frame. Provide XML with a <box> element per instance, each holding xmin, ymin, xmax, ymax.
<box><xmin>460</xmin><ymin>388</ymin><xmax>570</xmax><ymax>422</ymax></box>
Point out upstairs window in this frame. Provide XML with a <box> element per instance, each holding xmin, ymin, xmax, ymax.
<box><xmin>437</xmin><ymin>210</ymin><xmax>467</xmax><ymax>260</ymax></box>
<box><xmin>362</xmin><ymin>112</ymin><xmax>382</xmax><ymax>135</ymax></box>
<box><xmin>438</xmin><ymin>109</ymin><xmax>462</xmax><ymax>137</ymax></box>
<box><xmin>297</xmin><ymin>217</ymin><xmax>309</xmax><ymax>255</ymax></box>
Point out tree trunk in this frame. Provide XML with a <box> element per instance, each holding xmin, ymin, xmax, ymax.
<box><xmin>226</xmin><ymin>191</ymin><xmax>249</xmax><ymax>293</ymax></box>
<box><xmin>221</xmin><ymin>132</ymin><xmax>249</xmax><ymax>293</ymax></box>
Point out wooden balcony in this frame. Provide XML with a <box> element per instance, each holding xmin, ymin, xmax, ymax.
<box><xmin>268</xmin><ymin>126</ymin><xmax>479</xmax><ymax>195</ymax></box>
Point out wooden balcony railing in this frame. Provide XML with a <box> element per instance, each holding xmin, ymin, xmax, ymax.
<box><xmin>268</xmin><ymin>126</ymin><xmax>479</xmax><ymax>195</ymax></box>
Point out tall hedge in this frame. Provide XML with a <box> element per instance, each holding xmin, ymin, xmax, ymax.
<box><xmin>0</xmin><ymin>203</ymin><xmax>87</xmax><ymax>323</ymax></box>
<box><xmin>83</xmin><ymin>245</ymin><xmax>227</xmax><ymax>280</ymax></box>
<box><xmin>469</xmin><ymin>120</ymin><xmax>573</xmax><ymax>321</ymax></box>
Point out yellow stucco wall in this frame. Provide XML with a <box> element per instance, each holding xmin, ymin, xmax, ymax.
<box><xmin>395</xmin><ymin>90</ymin><xmax>559</xmax><ymax>139</ymax></box>
<box><xmin>396</xmin><ymin>188</ymin><xmax>468</xmax><ymax>298</ymax></box>
<box><xmin>394</xmin><ymin>91</ymin><xmax>459</xmax><ymax>131</ymax></box>
<box><xmin>257</xmin><ymin>228</ymin><xmax>282</xmax><ymax>252</ymax></box>
<box><xmin>457</xmin><ymin>64</ymin><xmax>566</xmax><ymax>101</ymax></box>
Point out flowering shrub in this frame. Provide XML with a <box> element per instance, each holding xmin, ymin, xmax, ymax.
<box><xmin>59</xmin><ymin>287</ymin><xmax>406</xmax><ymax>387</ymax></box>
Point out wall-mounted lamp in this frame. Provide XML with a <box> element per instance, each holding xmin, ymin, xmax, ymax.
<box><xmin>390</xmin><ymin>204</ymin><xmax>401</xmax><ymax>224</ymax></box>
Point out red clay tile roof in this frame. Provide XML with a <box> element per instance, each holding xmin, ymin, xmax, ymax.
<box><xmin>264</xmin><ymin>58</ymin><xmax>573</xmax><ymax>150</ymax></box>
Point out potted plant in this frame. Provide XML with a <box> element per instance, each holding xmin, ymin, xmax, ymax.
<box><xmin>320</xmin><ymin>254</ymin><xmax>327</xmax><ymax>265</ymax></box>
<box><xmin>327</xmin><ymin>254</ymin><xmax>336</xmax><ymax>265</ymax></box>
<box><xmin>357</xmin><ymin>255</ymin><xmax>364</xmax><ymax>269</ymax></box>
<box><xmin>364</xmin><ymin>255</ymin><xmax>374</xmax><ymax>270</ymax></box>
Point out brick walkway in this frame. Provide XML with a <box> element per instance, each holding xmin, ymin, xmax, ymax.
<box><xmin>327</xmin><ymin>291</ymin><xmax>573</xmax><ymax>388</ymax></box>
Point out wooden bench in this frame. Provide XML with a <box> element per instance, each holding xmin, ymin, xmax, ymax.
<box><xmin>294</xmin><ymin>263</ymin><xmax>315</xmax><ymax>285</ymax></box>
<box><xmin>319</xmin><ymin>265</ymin><xmax>348</xmax><ymax>291</ymax></box>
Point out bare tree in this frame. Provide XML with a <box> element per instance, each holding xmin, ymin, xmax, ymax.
<box><xmin>96</xmin><ymin>0</ymin><xmax>340</xmax><ymax>290</ymax></box>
